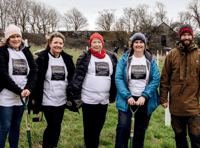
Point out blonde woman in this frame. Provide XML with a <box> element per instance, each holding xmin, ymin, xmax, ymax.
<box><xmin>32</xmin><ymin>32</ymin><xmax>75</xmax><ymax>148</ymax></box>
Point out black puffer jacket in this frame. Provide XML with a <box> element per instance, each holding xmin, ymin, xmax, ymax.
<box><xmin>67</xmin><ymin>50</ymin><xmax>117</xmax><ymax>103</ymax></box>
<box><xmin>0</xmin><ymin>45</ymin><xmax>38</xmax><ymax>95</ymax></box>
<box><xmin>31</xmin><ymin>49</ymin><xmax>75</xmax><ymax>113</ymax></box>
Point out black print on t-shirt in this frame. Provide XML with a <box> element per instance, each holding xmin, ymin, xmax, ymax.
<box><xmin>12</xmin><ymin>59</ymin><xmax>27</xmax><ymax>75</ymax></box>
<box><xmin>95</xmin><ymin>62</ymin><xmax>109</xmax><ymax>76</ymax></box>
<box><xmin>51</xmin><ymin>66</ymin><xmax>65</xmax><ymax>80</ymax></box>
<box><xmin>131</xmin><ymin>65</ymin><xmax>146</xmax><ymax>79</ymax></box>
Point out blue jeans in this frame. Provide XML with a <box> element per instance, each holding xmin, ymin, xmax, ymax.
<box><xmin>0</xmin><ymin>105</ymin><xmax>24</xmax><ymax>148</ymax></box>
<box><xmin>115</xmin><ymin>97</ymin><xmax>151</xmax><ymax>148</ymax></box>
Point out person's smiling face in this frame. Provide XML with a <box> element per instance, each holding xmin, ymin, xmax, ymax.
<box><xmin>8</xmin><ymin>34</ymin><xmax>22</xmax><ymax>50</ymax></box>
<box><xmin>91</xmin><ymin>38</ymin><xmax>103</xmax><ymax>53</ymax></box>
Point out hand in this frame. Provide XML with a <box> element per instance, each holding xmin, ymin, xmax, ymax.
<box><xmin>135</xmin><ymin>96</ymin><xmax>145</xmax><ymax>106</ymax></box>
<box><xmin>32</xmin><ymin>99</ymin><xmax>35</xmax><ymax>105</ymax></box>
<box><xmin>109</xmin><ymin>100</ymin><xmax>115</xmax><ymax>104</ymax></box>
<box><xmin>128</xmin><ymin>97</ymin><xmax>136</xmax><ymax>106</ymax></box>
<box><xmin>21</xmin><ymin>89</ymin><xmax>31</xmax><ymax>98</ymax></box>
<box><xmin>162</xmin><ymin>102</ymin><xmax>169</xmax><ymax>109</ymax></box>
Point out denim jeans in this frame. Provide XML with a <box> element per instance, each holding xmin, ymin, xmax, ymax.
<box><xmin>0</xmin><ymin>105</ymin><xmax>24</xmax><ymax>148</ymax></box>
<box><xmin>171</xmin><ymin>114</ymin><xmax>200</xmax><ymax>148</ymax></box>
<box><xmin>82</xmin><ymin>103</ymin><xmax>108</xmax><ymax>148</ymax></box>
<box><xmin>115</xmin><ymin>97</ymin><xmax>151</xmax><ymax>148</ymax></box>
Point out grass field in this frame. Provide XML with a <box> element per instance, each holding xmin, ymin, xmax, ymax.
<box><xmin>4</xmin><ymin>47</ymin><xmax>192</xmax><ymax>148</ymax></box>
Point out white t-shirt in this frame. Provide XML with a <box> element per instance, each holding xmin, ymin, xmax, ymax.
<box><xmin>128</xmin><ymin>55</ymin><xmax>149</xmax><ymax>97</ymax></box>
<box><xmin>81</xmin><ymin>54</ymin><xmax>113</xmax><ymax>104</ymax></box>
<box><xmin>0</xmin><ymin>47</ymin><xmax>30</xmax><ymax>106</ymax></box>
<box><xmin>42</xmin><ymin>53</ymin><xmax>68</xmax><ymax>106</ymax></box>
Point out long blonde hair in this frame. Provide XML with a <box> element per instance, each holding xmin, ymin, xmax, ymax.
<box><xmin>45</xmin><ymin>32</ymin><xmax>65</xmax><ymax>50</ymax></box>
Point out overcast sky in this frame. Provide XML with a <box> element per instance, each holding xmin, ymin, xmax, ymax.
<box><xmin>38</xmin><ymin>0</ymin><xmax>190</xmax><ymax>30</ymax></box>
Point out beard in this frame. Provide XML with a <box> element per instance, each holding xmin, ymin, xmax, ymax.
<box><xmin>180</xmin><ymin>39</ymin><xmax>192</xmax><ymax>47</ymax></box>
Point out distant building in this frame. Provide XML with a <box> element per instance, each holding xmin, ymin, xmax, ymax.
<box><xmin>148</xmin><ymin>22</ymin><xmax>178</xmax><ymax>55</ymax></box>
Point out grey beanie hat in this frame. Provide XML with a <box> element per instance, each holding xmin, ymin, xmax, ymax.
<box><xmin>131</xmin><ymin>32</ymin><xmax>146</xmax><ymax>45</ymax></box>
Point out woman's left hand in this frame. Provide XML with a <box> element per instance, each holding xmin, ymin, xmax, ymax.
<box><xmin>135</xmin><ymin>96</ymin><xmax>145</xmax><ymax>106</ymax></box>
<box><xmin>21</xmin><ymin>89</ymin><xmax>31</xmax><ymax>98</ymax></box>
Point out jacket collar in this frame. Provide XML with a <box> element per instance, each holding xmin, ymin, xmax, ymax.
<box><xmin>7</xmin><ymin>43</ymin><xmax>26</xmax><ymax>51</ymax></box>
<box><xmin>37</xmin><ymin>48</ymin><xmax>72</xmax><ymax>59</ymax></box>
<box><xmin>176</xmin><ymin>41</ymin><xmax>198</xmax><ymax>53</ymax></box>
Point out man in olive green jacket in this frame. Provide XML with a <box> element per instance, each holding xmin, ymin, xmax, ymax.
<box><xmin>160</xmin><ymin>24</ymin><xmax>200</xmax><ymax>148</ymax></box>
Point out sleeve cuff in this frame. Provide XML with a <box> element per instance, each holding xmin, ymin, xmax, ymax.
<box><xmin>141</xmin><ymin>95</ymin><xmax>147</xmax><ymax>100</ymax></box>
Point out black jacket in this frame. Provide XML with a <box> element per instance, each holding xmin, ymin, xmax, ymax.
<box><xmin>67</xmin><ymin>50</ymin><xmax>117</xmax><ymax>103</ymax></box>
<box><xmin>0</xmin><ymin>45</ymin><xmax>38</xmax><ymax>95</ymax></box>
<box><xmin>31</xmin><ymin>49</ymin><xmax>75</xmax><ymax>113</ymax></box>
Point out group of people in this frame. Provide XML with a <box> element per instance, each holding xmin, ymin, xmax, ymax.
<box><xmin>0</xmin><ymin>23</ymin><xmax>199</xmax><ymax>148</ymax></box>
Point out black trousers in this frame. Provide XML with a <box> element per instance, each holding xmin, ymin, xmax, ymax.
<box><xmin>82</xmin><ymin>103</ymin><xmax>108</xmax><ymax>148</ymax></box>
<box><xmin>42</xmin><ymin>105</ymin><xmax>65</xmax><ymax>148</ymax></box>
<box><xmin>171</xmin><ymin>114</ymin><xmax>200</xmax><ymax>148</ymax></box>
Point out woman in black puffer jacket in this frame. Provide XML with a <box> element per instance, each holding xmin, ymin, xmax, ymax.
<box><xmin>67</xmin><ymin>33</ymin><xmax>117</xmax><ymax>148</ymax></box>
<box><xmin>31</xmin><ymin>32</ymin><xmax>75</xmax><ymax>148</ymax></box>
<box><xmin>0</xmin><ymin>25</ymin><xmax>38</xmax><ymax>148</ymax></box>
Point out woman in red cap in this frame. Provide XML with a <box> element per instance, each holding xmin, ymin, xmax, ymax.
<box><xmin>67</xmin><ymin>33</ymin><xmax>117</xmax><ymax>148</ymax></box>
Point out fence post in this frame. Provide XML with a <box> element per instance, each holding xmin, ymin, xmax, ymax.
<box><xmin>25</xmin><ymin>39</ymin><xmax>28</xmax><ymax>47</ymax></box>
<box><xmin>157</xmin><ymin>50</ymin><xmax>159</xmax><ymax>66</ymax></box>
<box><xmin>165</xmin><ymin>51</ymin><xmax>171</xmax><ymax>126</ymax></box>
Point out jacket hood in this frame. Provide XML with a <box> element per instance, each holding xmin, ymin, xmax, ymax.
<box><xmin>7</xmin><ymin>43</ymin><xmax>26</xmax><ymax>51</ymax></box>
<box><xmin>176</xmin><ymin>41</ymin><xmax>198</xmax><ymax>52</ymax></box>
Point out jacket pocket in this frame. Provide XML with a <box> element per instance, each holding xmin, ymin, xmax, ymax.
<box><xmin>170</xmin><ymin>85</ymin><xmax>182</xmax><ymax>104</ymax></box>
<box><xmin>192</xmin><ymin>59</ymin><xmax>200</xmax><ymax>77</ymax></box>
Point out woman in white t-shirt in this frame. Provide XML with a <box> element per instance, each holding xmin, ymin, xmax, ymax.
<box><xmin>0</xmin><ymin>25</ymin><xmax>38</xmax><ymax>148</ymax></box>
<box><xmin>67</xmin><ymin>33</ymin><xmax>117</xmax><ymax>148</ymax></box>
<box><xmin>32</xmin><ymin>32</ymin><xmax>75</xmax><ymax>148</ymax></box>
<box><xmin>115</xmin><ymin>33</ymin><xmax>160</xmax><ymax>148</ymax></box>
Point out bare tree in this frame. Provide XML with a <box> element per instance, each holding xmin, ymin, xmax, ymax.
<box><xmin>133</xmin><ymin>4</ymin><xmax>161</xmax><ymax>47</ymax></box>
<box><xmin>188</xmin><ymin>0</ymin><xmax>200</xmax><ymax>28</ymax></box>
<box><xmin>7</xmin><ymin>0</ymin><xmax>22</xmax><ymax>26</ymax></box>
<box><xmin>178</xmin><ymin>11</ymin><xmax>192</xmax><ymax>25</ymax></box>
<box><xmin>137</xmin><ymin>4</ymin><xmax>154</xmax><ymax>31</ymax></box>
<box><xmin>34</xmin><ymin>4</ymin><xmax>43</xmax><ymax>34</ymax></box>
<box><xmin>123</xmin><ymin>8</ymin><xmax>134</xmax><ymax>33</ymax></box>
<box><xmin>113</xmin><ymin>18</ymin><xmax>128</xmax><ymax>47</ymax></box>
<box><xmin>63</xmin><ymin>7</ymin><xmax>88</xmax><ymax>31</ymax></box>
<box><xmin>154</xmin><ymin>2</ymin><xmax>168</xmax><ymax>23</ymax></box>
<box><xmin>131</xmin><ymin>8</ymin><xmax>140</xmax><ymax>32</ymax></box>
<box><xmin>28</xmin><ymin>0</ymin><xmax>43</xmax><ymax>33</ymax></box>
<box><xmin>48</xmin><ymin>8</ymin><xmax>61</xmax><ymax>32</ymax></box>
<box><xmin>114</xmin><ymin>18</ymin><xmax>126</xmax><ymax>31</ymax></box>
<box><xmin>18</xmin><ymin>0</ymin><xmax>32</xmax><ymax>32</ymax></box>
<box><xmin>96</xmin><ymin>9</ymin><xmax>115</xmax><ymax>31</ymax></box>
<box><xmin>62</xmin><ymin>17</ymin><xmax>72</xmax><ymax>31</ymax></box>
<box><xmin>39</xmin><ymin>4</ymin><xmax>51</xmax><ymax>35</ymax></box>
<box><xmin>0</xmin><ymin>0</ymin><xmax>10</xmax><ymax>30</ymax></box>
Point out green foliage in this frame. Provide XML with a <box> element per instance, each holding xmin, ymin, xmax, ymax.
<box><xmin>4</xmin><ymin>48</ymin><xmax>192</xmax><ymax>148</ymax></box>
